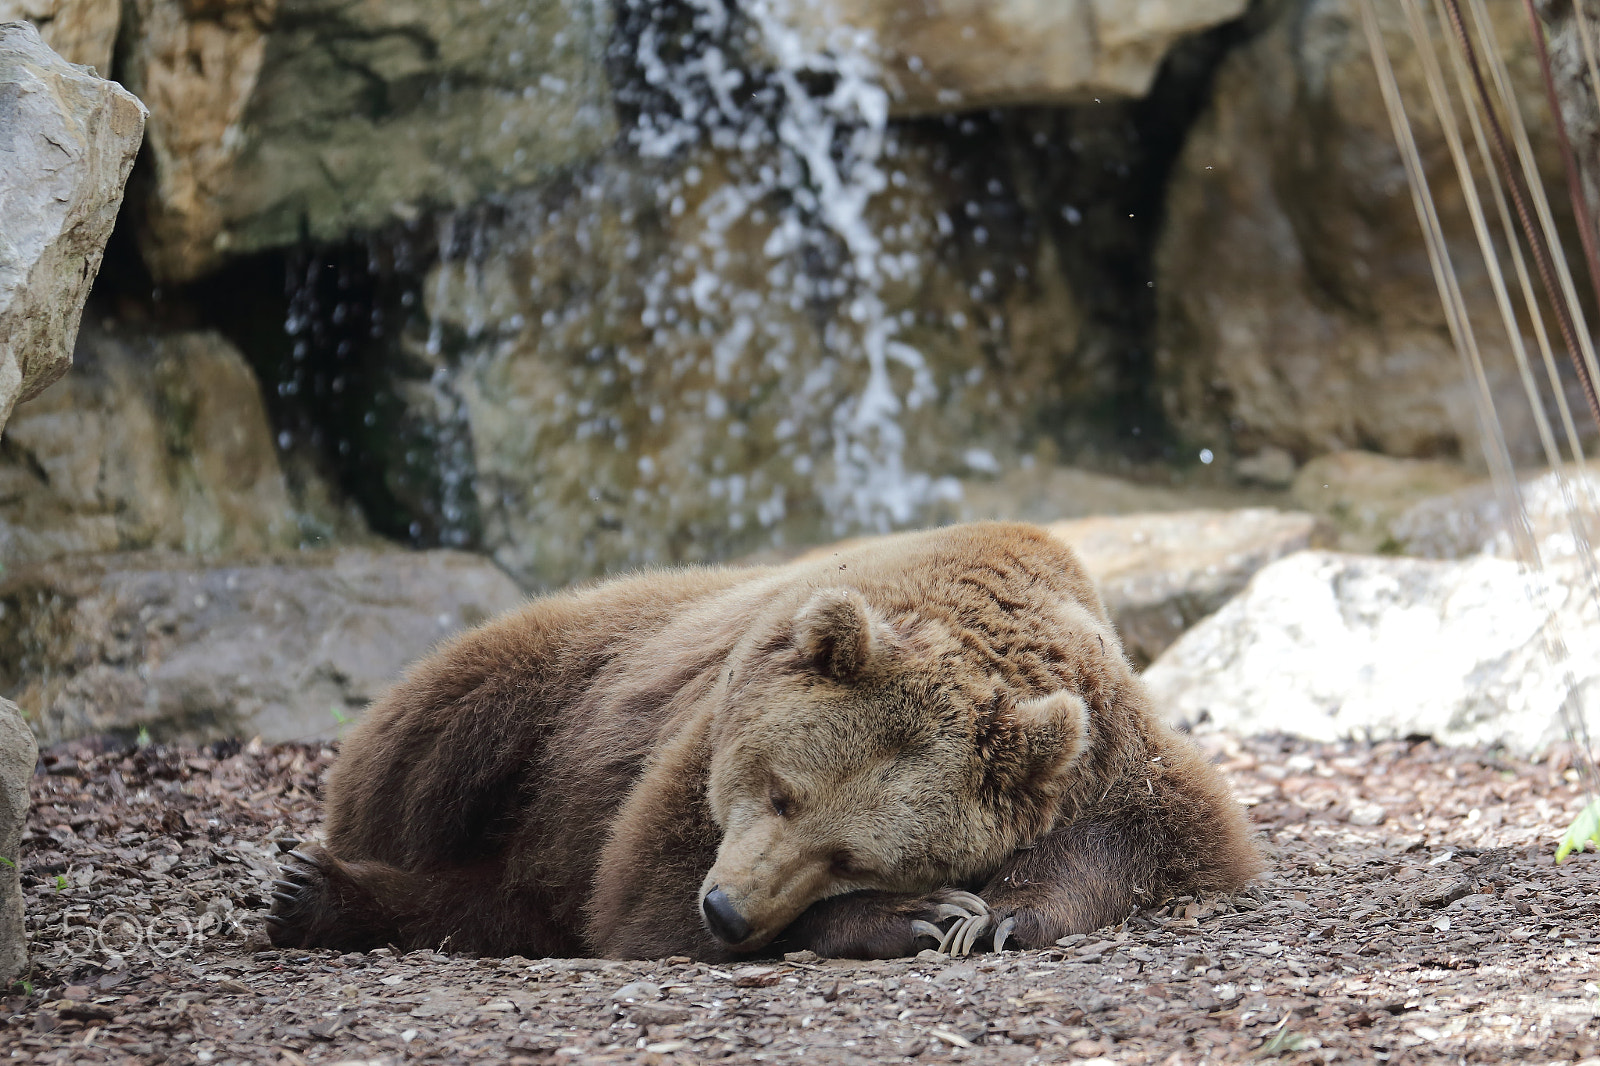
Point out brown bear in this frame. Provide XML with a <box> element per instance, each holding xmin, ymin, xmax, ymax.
<box><xmin>266</xmin><ymin>522</ymin><xmax>1260</xmax><ymax>960</ymax></box>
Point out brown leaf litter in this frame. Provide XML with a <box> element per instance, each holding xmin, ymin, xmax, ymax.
<box><xmin>3</xmin><ymin>734</ymin><xmax>1600</xmax><ymax>1064</ymax></box>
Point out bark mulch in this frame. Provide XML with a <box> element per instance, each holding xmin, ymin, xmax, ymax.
<box><xmin>4</xmin><ymin>733</ymin><xmax>1600</xmax><ymax>1065</ymax></box>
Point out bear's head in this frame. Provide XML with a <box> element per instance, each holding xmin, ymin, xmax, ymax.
<box><xmin>699</xmin><ymin>584</ymin><xmax>1101</xmax><ymax>952</ymax></box>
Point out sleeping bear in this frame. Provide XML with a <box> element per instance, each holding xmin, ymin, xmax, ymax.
<box><xmin>267</xmin><ymin>522</ymin><xmax>1260</xmax><ymax>959</ymax></box>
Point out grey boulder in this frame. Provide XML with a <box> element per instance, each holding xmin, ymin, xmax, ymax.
<box><xmin>1</xmin><ymin>550</ymin><xmax>526</xmax><ymax>746</ymax></box>
<box><xmin>1047</xmin><ymin>508</ymin><xmax>1317</xmax><ymax>666</ymax></box>
<box><xmin>0</xmin><ymin>698</ymin><xmax>33</xmax><ymax>984</ymax></box>
<box><xmin>0</xmin><ymin>20</ymin><xmax>145</xmax><ymax>428</ymax></box>
<box><xmin>1143</xmin><ymin>550</ymin><xmax>1600</xmax><ymax>754</ymax></box>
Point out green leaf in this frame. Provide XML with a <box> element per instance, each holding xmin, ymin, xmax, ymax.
<box><xmin>1255</xmin><ymin>1024</ymin><xmax>1309</xmax><ymax>1058</ymax></box>
<box><xmin>1557</xmin><ymin>798</ymin><xmax>1600</xmax><ymax>864</ymax></box>
<box><xmin>0</xmin><ymin>856</ymin><xmax>13</xmax><ymax>870</ymax></box>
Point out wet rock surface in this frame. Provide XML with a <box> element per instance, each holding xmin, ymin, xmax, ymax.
<box><xmin>0</xmin><ymin>20</ymin><xmax>144</xmax><ymax>428</ymax></box>
<box><xmin>1047</xmin><ymin>507</ymin><xmax>1317</xmax><ymax>666</ymax></box>
<box><xmin>1289</xmin><ymin>451</ymin><xmax>1484</xmax><ymax>554</ymax></box>
<box><xmin>1547</xmin><ymin>0</ymin><xmax>1600</xmax><ymax>233</ymax></box>
<box><xmin>1155</xmin><ymin>0</ymin><xmax>1586</xmax><ymax>467</ymax></box>
<box><xmin>7</xmin><ymin>734</ymin><xmax>1600</xmax><ymax>1063</ymax></box>
<box><xmin>0</xmin><ymin>326</ymin><xmax>303</xmax><ymax>567</ymax></box>
<box><xmin>0</xmin><ymin>0</ymin><xmax>117</xmax><ymax>72</ymax></box>
<box><xmin>119</xmin><ymin>0</ymin><xmax>614</xmax><ymax>281</ymax></box>
<box><xmin>0</xmin><ymin>549</ymin><xmax>525</xmax><ymax>746</ymax></box>
<box><xmin>775</xmin><ymin>0</ymin><xmax>1248</xmax><ymax>113</ymax></box>
<box><xmin>1144</xmin><ymin>549</ymin><xmax>1600</xmax><ymax>753</ymax></box>
<box><xmin>390</xmin><ymin>131</ymin><xmax>1086</xmax><ymax>586</ymax></box>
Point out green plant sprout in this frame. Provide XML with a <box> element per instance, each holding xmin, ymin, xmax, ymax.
<box><xmin>1557</xmin><ymin>798</ymin><xmax>1600</xmax><ymax>863</ymax></box>
<box><xmin>136</xmin><ymin>726</ymin><xmax>152</xmax><ymax>748</ymax></box>
<box><xmin>0</xmin><ymin>856</ymin><xmax>13</xmax><ymax>870</ymax></box>
<box><xmin>52</xmin><ymin>874</ymin><xmax>67</xmax><ymax>893</ymax></box>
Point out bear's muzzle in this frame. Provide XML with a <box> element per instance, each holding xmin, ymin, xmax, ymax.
<box><xmin>700</xmin><ymin>887</ymin><xmax>752</xmax><ymax>944</ymax></box>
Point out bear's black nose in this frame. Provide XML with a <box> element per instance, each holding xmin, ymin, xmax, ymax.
<box><xmin>701</xmin><ymin>887</ymin><xmax>751</xmax><ymax>944</ymax></box>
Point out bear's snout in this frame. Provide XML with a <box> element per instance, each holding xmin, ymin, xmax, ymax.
<box><xmin>701</xmin><ymin>887</ymin><xmax>752</xmax><ymax>944</ymax></box>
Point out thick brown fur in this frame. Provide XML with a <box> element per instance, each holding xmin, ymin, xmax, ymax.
<box><xmin>268</xmin><ymin>522</ymin><xmax>1261</xmax><ymax>960</ymax></box>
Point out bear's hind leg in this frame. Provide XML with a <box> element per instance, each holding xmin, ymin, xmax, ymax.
<box><xmin>267</xmin><ymin>844</ymin><xmax>413</xmax><ymax>952</ymax></box>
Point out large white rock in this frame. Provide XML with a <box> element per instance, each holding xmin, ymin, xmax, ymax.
<box><xmin>0</xmin><ymin>21</ymin><xmax>145</xmax><ymax>428</ymax></box>
<box><xmin>1392</xmin><ymin>466</ymin><xmax>1600</xmax><ymax>563</ymax></box>
<box><xmin>1143</xmin><ymin>550</ymin><xmax>1600</xmax><ymax>753</ymax></box>
<box><xmin>771</xmin><ymin>0</ymin><xmax>1249</xmax><ymax>113</ymax></box>
<box><xmin>1047</xmin><ymin>508</ymin><xmax>1317</xmax><ymax>665</ymax></box>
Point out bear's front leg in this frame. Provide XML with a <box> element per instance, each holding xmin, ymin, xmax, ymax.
<box><xmin>772</xmin><ymin>888</ymin><xmax>991</xmax><ymax>960</ymax></box>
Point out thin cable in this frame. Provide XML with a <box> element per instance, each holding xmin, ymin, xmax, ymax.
<box><xmin>1434</xmin><ymin>0</ymin><xmax>1600</xmax><ymax>621</ymax></box>
<box><xmin>1364</xmin><ymin>0</ymin><xmax>1600</xmax><ymax>798</ymax></box>
<box><xmin>1468</xmin><ymin>0</ymin><xmax>1600</xmax><ymax>799</ymax></box>
<box><xmin>1435</xmin><ymin>0</ymin><xmax>1583</xmax><ymax>471</ymax></box>
<box><xmin>1573</xmin><ymin>0</ymin><xmax>1600</xmax><ymax>148</ymax></box>
<box><xmin>1468</xmin><ymin>0</ymin><xmax>1600</xmax><ymax>423</ymax></box>
<box><xmin>1467</xmin><ymin>0</ymin><xmax>1600</xmax><ymax>596</ymax></box>
<box><xmin>1396</xmin><ymin>0</ymin><xmax>1535</xmax><ymax>562</ymax></box>
<box><xmin>1523</xmin><ymin>0</ymin><xmax>1600</xmax><ymax>353</ymax></box>
<box><xmin>1439</xmin><ymin>0</ymin><xmax>1600</xmax><ymax>429</ymax></box>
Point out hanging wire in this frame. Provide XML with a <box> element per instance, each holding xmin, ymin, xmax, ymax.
<box><xmin>1356</xmin><ymin>0</ymin><xmax>1600</xmax><ymax>829</ymax></box>
<box><xmin>1466</xmin><ymin>0</ymin><xmax>1600</xmax><ymax>416</ymax></box>
<box><xmin>1431</xmin><ymin>0</ymin><xmax>1600</xmax><ymax>575</ymax></box>
<box><xmin>1522</xmin><ymin>0</ymin><xmax>1600</xmax><ymax>336</ymax></box>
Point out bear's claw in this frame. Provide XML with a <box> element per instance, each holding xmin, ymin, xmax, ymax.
<box><xmin>266</xmin><ymin>843</ymin><xmax>330</xmax><ymax>946</ymax></box>
<box><xmin>938</xmin><ymin>912</ymin><xmax>994</xmax><ymax>956</ymax></box>
<box><xmin>992</xmin><ymin>916</ymin><xmax>1016</xmax><ymax>953</ymax></box>
<box><xmin>931</xmin><ymin>890</ymin><xmax>988</xmax><ymax>915</ymax></box>
<box><xmin>909</xmin><ymin>920</ymin><xmax>946</xmax><ymax>943</ymax></box>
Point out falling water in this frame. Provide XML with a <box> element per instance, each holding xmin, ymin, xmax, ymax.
<box><xmin>446</xmin><ymin>0</ymin><xmax>959</xmax><ymax>543</ymax></box>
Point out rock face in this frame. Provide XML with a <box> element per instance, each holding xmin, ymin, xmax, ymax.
<box><xmin>0</xmin><ymin>0</ymin><xmax>118</xmax><ymax>72</ymax></box>
<box><xmin>771</xmin><ymin>0</ymin><xmax>1249</xmax><ymax>113</ymax></box>
<box><xmin>0</xmin><ymin>326</ymin><xmax>305</xmax><ymax>567</ymax></box>
<box><xmin>1143</xmin><ymin>550</ymin><xmax>1600</xmax><ymax>754</ymax></box>
<box><xmin>1047</xmin><ymin>508</ymin><xmax>1317</xmax><ymax>665</ymax></box>
<box><xmin>397</xmin><ymin>135</ymin><xmax>1085</xmax><ymax>588</ymax></box>
<box><xmin>0</xmin><ymin>698</ymin><xmax>32</xmax><ymax>984</ymax></box>
<box><xmin>1289</xmin><ymin>450</ymin><xmax>1481</xmax><ymax>553</ymax></box>
<box><xmin>1546</xmin><ymin>0</ymin><xmax>1600</xmax><ymax>235</ymax></box>
<box><xmin>1155</xmin><ymin>0</ymin><xmax>1576</xmax><ymax>467</ymax></box>
<box><xmin>0</xmin><ymin>21</ymin><xmax>145</xmax><ymax>428</ymax></box>
<box><xmin>119</xmin><ymin>0</ymin><xmax>614</xmax><ymax>282</ymax></box>
<box><xmin>0</xmin><ymin>550</ymin><xmax>525</xmax><ymax>746</ymax></box>
<box><xmin>1391</xmin><ymin>464</ymin><xmax>1600</xmax><ymax>562</ymax></box>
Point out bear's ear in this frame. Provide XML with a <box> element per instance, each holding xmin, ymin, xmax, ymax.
<box><xmin>1012</xmin><ymin>689</ymin><xmax>1092</xmax><ymax>771</ymax></box>
<box><xmin>793</xmin><ymin>588</ymin><xmax>886</xmax><ymax>680</ymax></box>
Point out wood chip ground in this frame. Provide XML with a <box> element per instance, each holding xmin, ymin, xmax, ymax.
<box><xmin>4</xmin><ymin>734</ymin><xmax>1599</xmax><ymax>1064</ymax></box>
